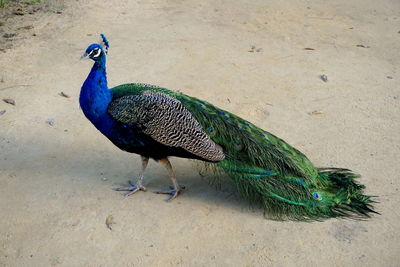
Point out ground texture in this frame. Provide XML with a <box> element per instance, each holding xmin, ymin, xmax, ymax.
<box><xmin>0</xmin><ymin>0</ymin><xmax>399</xmax><ymax>266</ymax></box>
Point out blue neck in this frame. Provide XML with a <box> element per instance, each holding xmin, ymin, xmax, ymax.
<box><xmin>80</xmin><ymin>56</ymin><xmax>114</xmax><ymax>134</ymax></box>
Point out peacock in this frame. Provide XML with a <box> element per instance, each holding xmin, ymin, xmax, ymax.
<box><xmin>79</xmin><ymin>34</ymin><xmax>377</xmax><ymax>221</ymax></box>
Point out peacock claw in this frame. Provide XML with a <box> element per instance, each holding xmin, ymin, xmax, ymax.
<box><xmin>155</xmin><ymin>187</ymin><xmax>184</xmax><ymax>201</ymax></box>
<box><xmin>113</xmin><ymin>180</ymin><xmax>147</xmax><ymax>197</ymax></box>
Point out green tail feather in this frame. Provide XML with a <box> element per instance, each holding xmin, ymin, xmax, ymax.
<box><xmin>111</xmin><ymin>83</ymin><xmax>378</xmax><ymax>220</ymax></box>
<box><xmin>216</xmin><ymin>165</ymin><xmax>377</xmax><ymax>221</ymax></box>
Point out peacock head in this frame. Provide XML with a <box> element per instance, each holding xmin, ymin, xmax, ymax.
<box><xmin>81</xmin><ymin>34</ymin><xmax>110</xmax><ymax>61</ymax></box>
<box><xmin>81</xmin><ymin>44</ymin><xmax>105</xmax><ymax>61</ymax></box>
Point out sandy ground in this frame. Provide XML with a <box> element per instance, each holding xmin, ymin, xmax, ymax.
<box><xmin>0</xmin><ymin>0</ymin><xmax>399</xmax><ymax>266</ymax></box>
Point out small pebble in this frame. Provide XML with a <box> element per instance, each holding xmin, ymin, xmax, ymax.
<box><xmin>59</xmin><ymin>91</ymin><xmax>71</xmax><ymax>98</ymax></box>
<box><xmin>320</xmin><ymin>74</ymin><xmax>328</xmax><ymax>82</ymax></box>
<box><xmin>3</xmin><ymin>98</ymin><xmax>15</xmax><ymax>105</ymax></box>
<box><xmin>105</xmin><ymin>215</ymin><xmax>115</xmax><ymax>230</ymax></box>
<box><xmin>18</xmin><ymin>25</ymin><xmax>34</xmax><ymax>30</ymax></box>
<box><xmin>304</xmin><ymin>47</ymin><xmax>315</xmax><ymax>50</ymax></box>
<box><xmin>32</xmin><ymin>7</ymin><xmax>42</xmax><ymax>13</ymax></box>
<box><xmin>0</xmin><ymin>110</ymin><xmax>5</xmax><ymax>116</ymax></box>
<box><xmin>2</xmin><ymin>33</ymin><xmax>17</xmax><ymax>38</ymax></box>
<box><xmin>13</xmin><ymin>10</ymin><xmax>25</xmax><ymax>16</ymax></box>
<box><xmin>45</xmin><ymin>118</ymin><xmax>55</xmax><ymax>126</ymax></box>
<box><xmin>248</xmin><ymin>45</ymin><xmax>256</xmax><ymax>52</ymax></box>
<box><xmin>387</xmin><ymin>76</ymin><xmax>393</xmax><ymax>79</ymax></box>
<box><xmin>308</xmin><ymin>110</ymin><xmax>324</xmax><ymax>115</ymax></box>
<box><xmin>356</xmin><ymin>44</ymin><xmax>370</xmax><ymax>48</ymax></box>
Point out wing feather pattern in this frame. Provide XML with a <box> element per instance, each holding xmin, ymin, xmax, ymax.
<box><xmin>108</xmin><ymin>91</ymin><xmax>225</xmax><ymax>162</ymax></box>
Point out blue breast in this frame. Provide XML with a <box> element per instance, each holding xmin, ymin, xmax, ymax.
<box><xmin>80</xmin><ymin>58</ymin><xmax>144</xmax><ymax>148</ymax></box>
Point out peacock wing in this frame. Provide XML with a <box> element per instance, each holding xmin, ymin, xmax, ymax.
<box><xmin>108</xmin><ymin>91</ymin><xmax>225</xmax><ymax>162</ymax></box>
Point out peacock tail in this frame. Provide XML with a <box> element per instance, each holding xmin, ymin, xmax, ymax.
<box><xmin>111</xmin><ymin>83</ymin><xmax>377</xmax><ymax>221</ymax></box>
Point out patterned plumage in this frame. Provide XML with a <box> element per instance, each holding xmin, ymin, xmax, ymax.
<box><xmin>79</xmin><ymin>35</ymin><xmax>377</xmax><ymax>220</ymax></box>
<box><xmin>108</xmin><ymin>91</ymin><xmax>225</xmax><ymax>162</ymax></box>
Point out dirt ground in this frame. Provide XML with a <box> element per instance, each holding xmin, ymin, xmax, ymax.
<box><xmin>0</xmin><ymin>0</ymin><xmax>399</xmax><ymax>266</ymax></box>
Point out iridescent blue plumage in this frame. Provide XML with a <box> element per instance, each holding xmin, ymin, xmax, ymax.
<box><xmin>80</xmin><ymin>43</ymin><xmax>145</xmax><ymax>147</ymax></box>
<box><xmin>80</xmin><ymin>44</ymin><xmax>112</xmax><ymax>133</ymax></box>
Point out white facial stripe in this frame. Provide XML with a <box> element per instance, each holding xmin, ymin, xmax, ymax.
<box><xmin>92</xmin><ymin>48</ymin><xmax>102</xmax><ymax>57</ymax></box>
<box><xmin>87</xmin><ymin>50</ymin><xmax>94</xmax><ymax>57</ymax></box>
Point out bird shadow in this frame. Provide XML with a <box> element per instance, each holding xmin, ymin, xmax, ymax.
<box><xmin>1</xmin><ymin>135</ymin><xmax>264</xmax><ymax>219</ymax></box>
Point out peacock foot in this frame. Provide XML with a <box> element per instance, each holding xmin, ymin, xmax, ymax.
<box><xmin>113</xmin><ymin>180</ymin><xmax>147</xmax><ymax>197</ymax></box>
<box><xmin>155</xmin><ymin>185</ymin><xmax>185</xmax><ymax>201</ymax></box>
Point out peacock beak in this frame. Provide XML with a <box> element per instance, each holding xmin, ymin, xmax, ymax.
<box><xmin>80</xmin><ymin>52</ymin><xmax>89</xmax><ymax>60</ymax></box>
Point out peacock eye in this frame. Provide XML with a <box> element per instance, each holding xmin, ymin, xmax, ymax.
<box><xmin>313</xmin><ymin>192</ymin><xmax>322</xmax><ymax>200</ymax></box>
<box><xmin>91</xmin><ymin>47</ymin><xmax>102</xmax><ymax>57</ymax></box>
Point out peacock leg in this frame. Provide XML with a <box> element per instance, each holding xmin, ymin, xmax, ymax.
<box><xmin>155</xmin><ymin>158</ymin><xmax>184</xmax><ymax>201</ymax></box>
<box><xmin>113</xmin><ymin>155</ymin><xmax>149</xmax><ymax>197</ymax></box>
